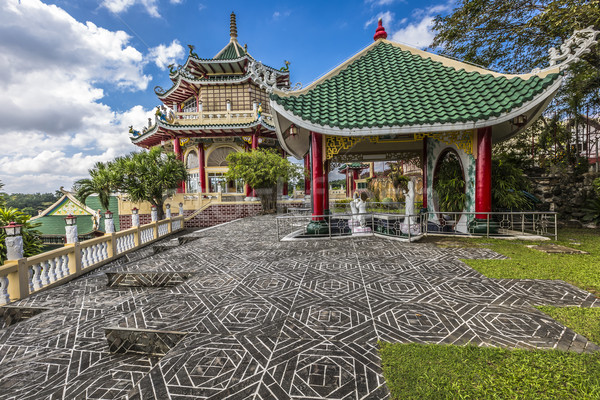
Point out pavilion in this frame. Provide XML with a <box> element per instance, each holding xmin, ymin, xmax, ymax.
<box><xmin>268</xmin><ymin>21</ymin><xmax>597</xmax><ymax>234</ymax></box>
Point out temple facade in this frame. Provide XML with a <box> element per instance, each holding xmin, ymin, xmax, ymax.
<box><xmin>130</xmin><ymin>13</ymin><xmax>291</xmax><ymax>201</ymax></box>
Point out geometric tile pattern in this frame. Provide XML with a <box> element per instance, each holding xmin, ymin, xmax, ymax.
<box><xmin>0</xmin><ymin>216</ymin><xmax>598</xmax><ymax>399</ymax></box>
<box><xmin>105</xmin><ymin>327</ymin><xmax>187</xmax><ymax>355</ymax></box>
<box><xmin>105</xmin><ymin>271</ymin><xmax>194</xmax><ymax>287</ymax></box>
<box><xmin>0</xmin><ymin>306</ymin><xmax>50</xmax><ymax>329</ymax></box>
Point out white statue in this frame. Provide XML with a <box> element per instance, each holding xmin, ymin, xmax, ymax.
<box><xmin>349</xmin><ymin>192</ymin><xmax>359</xmax><ymax>226</ymax></box>
<box><xmin>357</xmin><ymin>194</ymin><xmax>367</xmax><ymax>227</ymax></box>
<box><xmin>401</xmin><ymin>178</ymin><xmax>420</xmax><ymax>235</ymax></box>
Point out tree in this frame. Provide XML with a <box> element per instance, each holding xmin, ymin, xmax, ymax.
<box><xmin>0</xmin><ymin>179</ymin><xmax>5</xmax><ymax>209</ymax></box>
<box><xmin>74</xmin><ymin>161</ymin><xmax>116</xmax><ymax>210</ymax></box>
<box><xmin>491</xmin><ymin>155</ymin><xmax>534</xmax><ymax>210</ymax></box>
<box><xmin>0</xmin><ymin>207</ymin><xmax>44</xmax><ymax>263</ymax></box>
<box><xmin>112</xmin><ymin>147</ymin><xmax>187</xmax><ymax>220</ymax></box>
<box><xmin>432</xmin><ymin>1</ymin><xmax>600</xmax><ymax>167</ymax></box>
<box><xmin>225</xmin><ymin>149</ymin><xmax>303</xmax><ymax>212</ymax></box>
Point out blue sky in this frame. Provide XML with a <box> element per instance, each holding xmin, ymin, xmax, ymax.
<box><xmin>0</xmin><ymin>0</ymin><xmax>454</xmax><ymax>193</ymax></box>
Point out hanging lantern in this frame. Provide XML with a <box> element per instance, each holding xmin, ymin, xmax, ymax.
<box><xmin>1</xmin><ymin>221</ymin><xmax>23</xmax><ymax>236</ymax></box>
<box><xmin>64</xmin><ymin>214</ymin><xmax>77</xmax><ymax>227</ymax></box>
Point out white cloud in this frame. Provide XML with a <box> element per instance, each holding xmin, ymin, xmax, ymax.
<box><xmin>170</xmin><ymin>0</ymin><xmax>183</xmax><ymax>4</ymax></box>
<box><xmin>101</xmin><ymin>0</ymin><xmax>160</xmax><ymax>18</ymax></box>
<box><xmin>365</xmin><ymin>0</ymin><xmax>401</xmax><ymax>5</ymax></box>
<box><xmin>364</xmin><ymin>11</ymin><xmax>394</xmax><ymax>29</ymax></box>
<box><xmin>390</xmin><ymin>16</ymin><xmax>436</xmax><ymax>49</ymax></box>
<box><xmin>272</xmin><ymin>10</ymin><xmax>291</xmax><ymax>20</ymax></box>
<box><xmin>0</xmin><ymin>0</ymin><xmax>154</xmax><ymax>193</ymax></box>
<box><xmin>148</xmin><ymin>40</ymin><xmax>185</xmax><ymax>70</ymax></box>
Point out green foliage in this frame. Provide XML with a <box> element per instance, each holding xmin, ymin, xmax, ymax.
<box><xmin>593</xmin><ymin>177</ymin><xmax>600</xmax><ymax>196</ymax></box>
<box><xmin>3</xmin><ymin>192</ymin><xmax>60</xmax><ymax>216</ymax></box>
<box><xmin>112</xmin><ymin>148</ymin><xmax>187</xmax><ymax>219</ymax></box>
<box><xmin>74</xmin><ymin>161</ymin><xmax>116</xmax><ymax>210</ymax></box>
<box><xmin>433</xmin><ymin>153</ymin><xmax>467</xmax><ymax>213</ymax></box>
<box><xmin>491</xmin><ymin>155</ymin><xmax>534</xmax><ymax>210</ymax></box>
<box><xmin>380</xmin><ymin>342</ymin><xmax>600</xmax><ymax>399</ymax></box>
<box><xmin>382</xmin><ymin>197</ymin><xmax>394</xmax><ymax>204</ymax></box>
<box><xmin>582</xmin><ymin>197</ymin><xmax>600</xmax><ymax>223</ymax></box>
<box><xmin>0</xmin><ymin>179</ymin><xmax>5</xmax><ymax>208</ymax></box>
<box><xmin>225</xmin><ymin>149</ymin><xmax>302</xmax><ymax>212</ymax></box>
<box><xmin>0</xmin><ymin>207</ymin><xmax>44</xmax><ymax>263</ymax></box>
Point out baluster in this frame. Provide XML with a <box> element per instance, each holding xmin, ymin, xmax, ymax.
<box><xmin>55</xmin><ymin>256</ymin><xmax>64</xmax><ymax>279</ymax></box>
<box><xmin>102</xmin><ymin>242</ymin><xmax>109</xmax><ymax>260</ymax></box>
<box><xmin>81</xmin><ymin>247</ymin><xmax>89</xmax><ymax>268</ymax></box>
<box><xmin>0</xmin><ymin>275</ymin><xmax>10</xmax><ymax>304</ymax></box>
<box><xmin>32</xmin><ymin>264</ymin><xmax>42</xmax><ymax>291</ymax></box>
<box><xmin>47</xmin><ymin>258</ymin><xmax>57</xmax><ymax>283</ymax></box>
<box><xmin>40</xmin><ymin>260</ymin><xmax>50</xmax><ymax>286</ymax></box>
<box><xmin>62</xmin><ymin>254</ymin><xmax>70</xmax><ymax>277</ymax></box>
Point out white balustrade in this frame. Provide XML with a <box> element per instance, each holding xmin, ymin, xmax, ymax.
<box><xmin>0</xmin><ymin>216</ymin><xmax>185</xmax><ymax>304</ymax></box>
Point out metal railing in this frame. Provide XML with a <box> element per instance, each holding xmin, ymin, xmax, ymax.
<box><xmin>0</xmin><ymin>216</ymin><xmax>185</xmax><ymax>306</ymax></box>
<box><xmin>329</xmin><ymin>201</ymin><xmax>424</xmax><ymax>214</ymax></box>
<box><xmin>276</xmin><ymin>210</ymin><xmax>558</xmax><ymax>241</ymax></box>
<box><xmin>275</xmin><ymin>212</ymin><xmax>423</xmax><ymax>242</ymax></box>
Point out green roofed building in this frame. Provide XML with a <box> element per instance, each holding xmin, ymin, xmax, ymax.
<box><xmin>267</xmin><ymin>20</ymin><xmax>594</xmax><ymax>234</ymax></box>
<box><xmin>31</xmin><ymin>189</ymin><xmax>120</xmax><ymax>244</ymax></box>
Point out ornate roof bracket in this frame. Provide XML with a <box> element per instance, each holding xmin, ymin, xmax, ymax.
<box><xmin>248</xmin><ymin>60</ymin><xmax>279</xmax><ymax>93</ymax></box>
<box><xmin>534</xmin><ymin>26</ymin><xmax>600</xmax><ymax>72</ymax></box>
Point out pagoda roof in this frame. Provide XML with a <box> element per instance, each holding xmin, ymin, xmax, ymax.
<box><xmin>131</xmin><ymin>118</ymin><xmax>277</xmax><ymax>148</ymax></box>
<box><xmin>214</xmin><ymin>40</ymin><xmax>247</xmax><ymax>60</ymax></box>
<box><xmin>271</xmin><ymin>37</ymin><xmax>562</xmax><ymax>158</ymax></box>
<box><xmin>339</xmin><ymin>163</ymin><xmax>368</xmax><ymax>172</ymax></box>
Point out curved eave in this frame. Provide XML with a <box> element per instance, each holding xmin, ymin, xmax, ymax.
<box><xmin>272</xmin><ymin>76</ymin><xmax>563</xmax><ymax>158</ymax></box>
<box><xmin>131</xmin><ymin>119</ymin><xmax>276</xmax><ymax>148</ymax></box>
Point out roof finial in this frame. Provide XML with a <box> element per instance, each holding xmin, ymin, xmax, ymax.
<box><xmin>230</xmin><ymin>11</ymin><xmax>238</xmax><ymax>39</ymax></box>
<box><xmin>373</xmin><ymin>18</ymin><xmax>388</xmax><ymax>41</ymax></box>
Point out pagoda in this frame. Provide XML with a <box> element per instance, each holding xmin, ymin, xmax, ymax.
<box><xmin>130</xmin><ymin>12</ymin><xmax>290</xmax><ymax>200</ymax></box>
<box><xmin>269</xmin><ymin>20</ymin><xmax>598</xmax><ymax>234</ymax></box>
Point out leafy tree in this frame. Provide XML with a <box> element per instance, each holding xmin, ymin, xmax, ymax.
<box><xmin>112</xmin><ymin>147</ymin><xmax>187</xmax><ymax>220</ymax></box>
<box><xmin>491</xmin><ymin>156</ymin><xmax>534</xmax><ymax>210</ymax></box>
<box><xmin>433</xmin><ymin>152</ymin><xmax>467</xmax><ymax>213</ymax></box>
<box><xmin>74</xmin><ymin>161</ymin><xmax>116</xmax><ymax>210</ymax></box>
<box><xmin>4</xmin><ymin>192</ymin><xmax>61</xmax><ymax>216</ymax></box>
<box><xmin>0</xmin><ymin>207</ymin><xmax>44</xmax><ymax>263</ymax></box>
<box><xmin>432</xmin><ymin>1</ymin><xmax>600</xmax><ymax>168</ymax></box>
<box><xmin>225</xmin><ymin>149</ymin><xmax>303</xmax><ymax>212</ymax></box>
<box><xmin>0</xmin><ymin>179</ymin><xmax>5</xmax><ymax>208</ymax></box>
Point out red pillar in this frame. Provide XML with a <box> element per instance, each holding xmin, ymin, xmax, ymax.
<box><xmin>345</xmin><ymin>169</ymin><xmax>350</xmax><ymax>197</ymax></box>
<box><xmin>174</xmin><ymin>138</ymin><xmax>184</xmax><ymax>193</ymax></box>
<box><xmin>304</xmin><ymin>153</ymin><xmax>311</xmax><ymax>196</ymax></box>
<box><xmin>198</xmin><ymin>144</ymin><xmax>206</xmax><ymax>193</ymax></box>
<box><xmin>352</xmin><ymin>168</ymin><xmax>359</xmax><ymax>192</ymax></box>
<box><xmin>311</xmin><ymin>132</ymin><xmax>324</xmax><ymax>220</ymax></box>
<box><xmin>476</xmin><ymin>127</ymin><xmax>492</xmax><ymax>219</ymax></box>
<box><xmin>422</xmin><ymin>137</ymin><xmax>427</xmax><ymax>209</ymax></box>
<box><xmin>323</xmin><ymin>160</ymin><xmax>330</xmax><ymax>213</ymax></box>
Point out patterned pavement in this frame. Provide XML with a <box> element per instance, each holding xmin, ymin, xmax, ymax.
<box><xmin>0</xmin><ymin>216</ymin><xmax>598</xmax><ymax>399</ymax></box>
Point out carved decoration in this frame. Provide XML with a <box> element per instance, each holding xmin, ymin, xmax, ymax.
<box><xmin>415</xmin><ymin>131</ymin><xmax>474</xmax><ymax>155</ymax></box>
<box><xmin>248</xmin><ymin>60</ymin><xmax>278</xmax><ymax>93</ymax></box>
<box><xmin>326</xmin><ymin>136</ymin><xmax>366</xmax><ymax>160</ymax></box>
<box><xmin>548</xmin><ymin>27</ymin><xmax>599</xmax><ymax>69</ymax></box>
<box><xmin>154</xmin><ymin>86</ymin><xmax>166</xmax><ymax>95</ymax></box>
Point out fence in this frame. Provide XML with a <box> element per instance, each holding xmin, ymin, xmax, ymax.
<box><xmin>0</xmin><ymin>216</ymin><xmax>185</xmax><ymax>306</ymax></box>
<box><xmin>276</xmin><ymin>211</ymin><xmax>558</xmax><ymax>241</ymax></box>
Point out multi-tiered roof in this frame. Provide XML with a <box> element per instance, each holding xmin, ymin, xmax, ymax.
<box><xmin>132</xmin><ymin>12</ymin><xmax>291</xmax><ymax>149</ymax></box>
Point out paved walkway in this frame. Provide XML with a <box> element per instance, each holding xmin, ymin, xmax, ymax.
<box><xmin>0</xmin><ymin>216</ymin><xmax>598</xmax><ymax>399</ymax></box>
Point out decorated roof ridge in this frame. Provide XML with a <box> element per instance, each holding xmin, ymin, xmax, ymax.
<box><xmin>31</xmin><ymin>188</ymin><xmax>98</xmax><ymax>221</ymax></box>
<box><xmin>273</xmin><ymin>39</ymin><xmax>560</xmax><ymax>98</ymax></box>
<box><xmin>213</xmin><ymin>11</ymin><xmax>247</xmax><ymax>60</ymax></box>
<box><xmin>373</xmin><ymin>18</ymin><xmax>387</xmax><ymax>41</ymax></box>
<box><xmin>130</xmin><ymin>119</ymin><xmax>276</xmax><ymax>144</ymax></box>
<box><xmin>339</xmin><ymin>163</ymin><xmax>368</xmax><ymax>171</ymax></box>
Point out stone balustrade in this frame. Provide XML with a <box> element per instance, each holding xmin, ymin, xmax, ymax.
<box><xmin>173</xmin><ymin>110</ymin><xmax>273</xmax><ymax>126</ymax></box>
<box><xmin>0</xmin><ymin>216</ymin><xmax>185</xmax><ymax>306</ymax></box>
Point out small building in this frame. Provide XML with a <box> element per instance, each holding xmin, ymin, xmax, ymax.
<box><xmin>31</xmin><ymin>190</ymin><xmax>119</xmax><ymax>244</ymax></box>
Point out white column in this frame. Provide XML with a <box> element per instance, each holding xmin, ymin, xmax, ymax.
<box><xmin>151</xmin><ymin>208</ymin><xmax>158</xmax><ymax>222</ymax></box>
<box><xmin>104</xmin><ymin>218</ymin><xmax>115</xmax><ymax>233</ymax></box>
<box><xmin>65</xmin><ymin>226</ymin><xmax>78</xmax><ymax>244</ymax></box>
<box><xmin>5</xmin><ymin>236</ymin><xmax>23</xmax><ymax>260</ymax></box>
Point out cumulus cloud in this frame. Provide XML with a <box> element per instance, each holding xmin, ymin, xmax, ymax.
<box><xmin>102</xmin><ymin>0</ymin><xmax>160</xmax><ymax>18</ymax></box>
<box><xmin>365</xmin><ymin>0</ymin><xmax>403</xmax><ymax>6</ymax></box>
<box><xmin>364</xmin><ymin>11</ymin><xmax>394</xmax><ymax>29</ymax></box>
<box><xmin>0</xmin><ymin>0</ymin><xmax>154</xmax><ymax>193</ymax></box>
<box><xmin>272</xmin><ymin>10</ymin><xmax>291</xmax><ymax>20</ymax></box>
<box><xmin>390</xmin><ymin>16</ymin><xmax>436</xmax><ymax>49</ymax></box>
<box><xmin>148</xmin><ymin>40</ymin><xmax>185</xmax><ymax>70</ymax></box>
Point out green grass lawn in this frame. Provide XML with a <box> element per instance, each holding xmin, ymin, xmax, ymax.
<box><xmin>380</xmin><ymin>228</ymin><xmax>600</xmax><ymax>399</ymax></box>
<box><xmin>380</xmin><ymin>343</ymin><xmax>600</xmax><ymax>399</ymax></box>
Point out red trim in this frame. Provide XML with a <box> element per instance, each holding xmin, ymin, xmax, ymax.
<box><xmin>304</xmin><ymin>153</ymin><xmax>311</xmax><ymax>195</ymax></box>
<box><xmin>311</xmin><ymin>132</ymin><xmax>324</xmax><ymax>220</ymax></box>
<box><xmin>352</xmin><ymin>169</ymin><xmax>359</xmax><ymax>192</ymax></box>
<box><xmin>198</xmin><ymin>144</ymin><xmax>206</xmax><ymax>193</ymax></box>
<box><xmin>476</xmin><ymin>127</ymin><xmax>492</xmax><ymax>218</ymax></box>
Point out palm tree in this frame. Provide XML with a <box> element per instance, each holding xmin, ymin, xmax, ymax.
<box><xmin>73</xmin><ymin>161</ymin><xmax>115</xmax><ymax>210</ymax></box>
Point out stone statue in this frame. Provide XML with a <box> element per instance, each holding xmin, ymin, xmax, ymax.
<box><xmin>403</xmin><ymin>179</ymin><xmax>415</xmax><ymax>225</ymax></box>
<box><xmin>350</xmin><ymin>192</ymin><xmax>359</xmax><ymax>226</ymax></box>
<box><xmin>358</xmin><ymin>193</ymin><xmax>368</xmax><ymax>227</ymax></box>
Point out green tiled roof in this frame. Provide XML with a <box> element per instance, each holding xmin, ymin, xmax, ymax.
<box><xmin>271</xmin><ymin>41</ymin><xmax>561</xmax><ymax>130</ymax></box>
<box><xmin>85</xmin><ymin>196</ymin><xmax>120</xmax><ymax>232</ymax></box>
<box><xmin>35</xmin><ymin>215</ymin><xmax>95</xmax><ymax>236</ymax></box>
<box><xmin>339</xmin><ymin>163</ymin><xmax>368</xmax><ymax>171</ymax></box>
<box><xmin>215</xmin><ymin>41</ymin><xmax>246</xmax><ymax>60</ymax></box>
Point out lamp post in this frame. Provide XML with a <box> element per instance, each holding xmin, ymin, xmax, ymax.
<box><xmin>165</xmin><ymin>204</ymin><xmax>172</xmax><ymax>219</ymax></box>
<box><xmin>64</xmin><ymin>214</ymin><xmax>78</xmax><ymax>244</ymax></box>
<box><xmin>2</xmin><ymin>222</ymin><xmax>23</xmax><ymax>260</ymax></box>
<box><xmin>104</xmin><ymin>210</ymin><xmax>115</xmax><ymax>233</ymax></box>
<box><xmin>179</xmin><ymin>202</ymin><xmax>184</xmax><ymax>217</ymax></box>
<box><xmin>131</xmin><ymin>207</ymin><xmax>139</xmax><ymax>227</ymax></box>
<box><xmin>151</xmin><ymin>205</ymin><xmax>158</xmax><ymax>222</ymax></box>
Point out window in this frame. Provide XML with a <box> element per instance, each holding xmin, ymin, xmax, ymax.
<box><xmin>186</xmin><ymin>150</ymin><xmax>199</xmax><ymax>169</ymax></box>
<box><xmin>207</xmin><ymin>147</ymin><xmax>236</xmax><ymax>166</ymax></box>
<box><xmin>208</xmin><ymin>173</ymin><xmax>244</xmax><ymax>193</ymax></box>
<box><xmin>186</xmin><ymin>173</ymin><xmax>199</xmax><ymax>193</ymax></box>
<box><xmin>182</xmin><ymin>97</ymin><xmax>197</xmax><ymax>113</ymax></box>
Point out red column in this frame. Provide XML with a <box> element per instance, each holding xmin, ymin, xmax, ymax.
<box><xmin>422</xmin><ymin>137</ymin><xmax>427</xmax><ymax>209</ymax></box>
<box><xmin>174</xmin><ymin>138</ymin><xmax>184</xmax><ymax>193</ymax></box>
<box><xmin>323</xmin><ymin>160</ymin><xmax>330</xmax><ymax>213</ymax></box>
<box><xmin>311</xmin><ymin>132</ymin><xmax>324</xmax><ymax>220</ymax></box>
<box><xmin>304</xmin><ymin>153</ymin><xmax>311</xmax><ymax>196</ymax></box>
<box><xmin>352</xmin><ymin>169</ymin><xmax>359</xmax><ymax>192</ymax></box>
<box><xmin>345</xmin><ymin>169</ymin><xmax>350</xmax><ymax>197</ymax></box>
<box><xmin>198</xmin><ymin>144</ymin><xmax>206</xmax><ymax>193</ymax></box>
<box><xmin>476</xmin><ymin>127</ymin><xmax>492</xmax><ymax>219</ymax></box>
